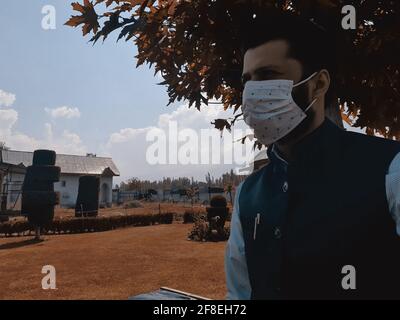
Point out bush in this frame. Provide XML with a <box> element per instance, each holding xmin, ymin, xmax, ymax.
<box><xmin>183</xmin><ymin>210</ymin><xmax>205</xmax><ymax>224</ymax></box>
<box><xmin>157</xmin><ymin>212</ymin><xmax>174</xmax><ymax>224</ymax></box>
<box><xmin>0</xmin><ymin>220</ymin><xmax>33</xmax><ymax>237</ymax></box>
<box><xmin>123</xmin><ymin>200</ymin><xmax>143</xmax><ymax>209</ymax></box>
<box><xmin>187</xmin><ymin>215</ymin><xmax>230</xmax><ymax>242</ymax></box>
<box><xmin>0</xmin><ymin>212</ymin><xmax>176</xmax><ymax>237</ymax></box>
<box><xmin>187</xmin><ymin>217</ymin><xmax>210</xmax><ymax>241</ymax></box>
<box><xmin>209</xmin><ymin>195</ymin><xmax>227</xmax><ymax>208</ymax></box>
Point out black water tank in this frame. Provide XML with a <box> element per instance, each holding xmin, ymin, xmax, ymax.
<box><xmin>75</xmin><ymin>176</ymin><xmax>100</xmax><ymax>217</ymax></box>
<box><xmin>21</xmin><ymin>149</ymin><xmax>60</xmax><ymax>227</ymax></box>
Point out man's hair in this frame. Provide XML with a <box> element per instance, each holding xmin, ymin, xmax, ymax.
<box><xmin>240</xmin><ymin>13</ymin><xmax>338</xmax><ymax>107</ymax></box>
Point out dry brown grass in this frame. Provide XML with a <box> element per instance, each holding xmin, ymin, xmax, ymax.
<box><xmin>55</xmin><ymin>201</ymin><xmax>232</xmax><ymax>217</ymax></box>
<box><xmin>54</xmin><ymin>202</ymin><xmax>209</xmax><ymax>219</ymax></box>
<box><xmin>0</xmin><ymin>223</ymin><xmax>227</xmax><ymax>300</ymax></box>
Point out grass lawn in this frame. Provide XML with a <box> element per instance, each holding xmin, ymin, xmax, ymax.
<box><xmin>0</xmin><ymin>223</ymin><xmax>227</xmax><ymax>300</ymax></box>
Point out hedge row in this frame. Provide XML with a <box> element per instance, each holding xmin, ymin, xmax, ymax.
<box><xmin>0</xmin><ymin>212</ymin><xmax>174</xmax><ymax>237</ymax></box>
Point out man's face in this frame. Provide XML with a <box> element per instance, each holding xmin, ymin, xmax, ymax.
<box><xmin>242</xmin><ymin>39</ymin><xmax>313</xmax><ymax>114</ymax></box>
<box><xmin>241</xmin><ymin>39</ymin><xmax>317</xmax><ymax>145</ymax></box>
<box><xmin>242</xmin><ymin>39</ymin><xmax>303</xmax><ymax>86</ymax></box>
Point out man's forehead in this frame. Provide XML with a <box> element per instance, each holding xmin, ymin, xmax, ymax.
<box><xmin>243</xmin><ymin>40</ymin><xmax>290</xmax><ymax>74</ymax></box>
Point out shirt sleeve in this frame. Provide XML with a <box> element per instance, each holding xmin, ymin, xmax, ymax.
<box><xmin>225</xmin><ymin>182</ymin><xmax>252</xmax><ymax>300</ymax></box>
<box><xmin>386</xmin><ymin>151</ymin><xmax>400</xmax><ymax>236</ymax></box>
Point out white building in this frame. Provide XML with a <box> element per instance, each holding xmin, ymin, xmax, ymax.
<box><xmin>0</xmin><ymin>149</ymin><xmax>120</xmax><ymax>211</ymax></box>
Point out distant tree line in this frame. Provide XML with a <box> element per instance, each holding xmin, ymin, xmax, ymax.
<box><xmin>119</xmin><ymin>169</ymin><xmax>246</xmax><ymax>192</ymax></box>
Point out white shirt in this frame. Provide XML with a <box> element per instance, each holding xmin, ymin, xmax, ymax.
<box><xmin>225</xmin><ymin>151</ymin><xmax>400</xmax><ymax>300</ymax></box>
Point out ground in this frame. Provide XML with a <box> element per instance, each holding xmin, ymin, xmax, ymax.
<box><xmin>0</xmin><ymin>223</ymin><xmax>227</xmax><ymax>300</ymax></box>
<box><xmin>54</xmin><ymin>201</ymin><xmax>207</xmax><ymax>218</ymax></box>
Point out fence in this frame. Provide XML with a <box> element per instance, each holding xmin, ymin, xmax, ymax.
<box><xmin>0</xmin><ymin>180</ymin><xmax>23</xmax><ymax>212</ymax></box>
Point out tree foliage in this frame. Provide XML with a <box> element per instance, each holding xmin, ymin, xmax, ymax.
<box><xmin>66</xmin><ymin>0</ymin><xmax>400</xmax><ymax>139</ymax></box>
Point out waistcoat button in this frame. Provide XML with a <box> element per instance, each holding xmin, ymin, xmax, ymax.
<box><xmin>282</xmin><ymin>181</ymin><xmax>289</xmax><ymax>192</ymax></box>
<box><xmin>274</xmin><ymin>227</ymin><xmax>282</xmax><ymax>239</ymax></box>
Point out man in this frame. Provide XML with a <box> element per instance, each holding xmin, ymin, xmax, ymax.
<box><xmin>225</xmin><ymin>14</ymin><xmax>400</xmax><ymax>300</ymax></box>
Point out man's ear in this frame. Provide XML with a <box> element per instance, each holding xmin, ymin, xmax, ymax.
<box><xmin>312</xmin><ymin>69</ymin><xmax>330</xmax><ymax>99</ymax></box>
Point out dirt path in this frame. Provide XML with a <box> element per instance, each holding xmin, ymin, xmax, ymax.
<box><xmin>0</xmin><ymin>224</ymin><xmax>227</xmax><ymax>300</ymax></box>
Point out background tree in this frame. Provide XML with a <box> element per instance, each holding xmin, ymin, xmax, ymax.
<box><xmin>225</xmin><ymin>184</ymin><xmax>233</xmax><ymax>206</ymax></box>
<box><xmin>0</xmin><ymin>142</ymin><xmax>9</xmax><ymax>151</ymax></box>
<box><xmin>66</xmin><ymin>0</ymin><xmax>400</xmax><ymax>139</ymax></box>
<box><xmin>186</xmin><ymin>186</ymin><xmax>199</xmax><ymax>207</ymax></box>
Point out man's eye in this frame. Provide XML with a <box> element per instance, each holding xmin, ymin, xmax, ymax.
<box><xmin>258</xmin><ymin>71</ymin><xmax>280</xmax><ymax>80</ymax></box>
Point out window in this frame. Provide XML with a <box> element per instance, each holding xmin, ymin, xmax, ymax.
<box><xmin>61</xmin><ymin>181</ymin><xmax>66</xmax><ymax>187</ymax></box>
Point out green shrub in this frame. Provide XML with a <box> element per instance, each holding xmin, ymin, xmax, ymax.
<box><xmin>0</xmin><ymin>212</ymin><xmax>177</xmax><ymax>237</ymax></box>
<box><xmin>158</xmin><ymin>212</ymin><xmax>174</xmax><ymax>224</ymax></box>
<box><xmin>183</xmin><ymin>210</ymin><xmax>205</xmax><ymax>224</ymax></box>
<box><xmin>123</xmin><ymin>200</ymin><xmax>143</xmax><ymax>209</ymax></box>
<box><xmin>187</xmin><ymin>215</ymin><xmax>230</xmax><ymax>242</ymax></box>
<box><xmin>209</xmin><ymin>195</ymin><xmax>227</xmax><ymax>208</ymax></box>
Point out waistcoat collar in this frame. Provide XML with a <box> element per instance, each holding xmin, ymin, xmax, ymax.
<box><xmin>268</xmin><ymin>118</ymin><xmax>343</xmax><ymax>167</ymax></box>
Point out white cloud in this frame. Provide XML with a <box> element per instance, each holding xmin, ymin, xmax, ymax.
<box><xmin>0</xmin><ymin>89</ymin><xmax>16</xmax><ymax>108</ymax></box>
<box><xmin>58</xmin><ymin>130</ymin><xmax>87</xmax><ymax>154</ymax></box>
<box><xmin>157</xmin><ymin>104</ymin><xmax>224</xmax><ymax>130</ymax></box>
<box><xmin>105</xmin><ymin>103</ymin><xmax>254</xmax><ymax>182</ymax></box>
<box><xmin>0</xmin><ymin>108</ymin><xmax>40</xmax><ymax>150</ymax></box>
<box><xmin>0</xmin><ymin>90</ymin><xmax>86</xmax><ymax>157</ymax></box>
<box><xmin>40</xmin><ymin>122</ymin><xmax>86</xmax><ymax>154</ymax></box>
<box><xmin>0</xmin><ymin>108</ymin><xmax>86</xmax><ymax>155</ymax></box>
<box><xmin>45</xmin><ymin>106</ymin><xmax>81</xmax><ymax>119</ymax></box>
<box><xmin>0</xmin><ymin>109</ymin><xmax>18</xmax><ymax>136</ymax></box>
<box><xmin>108</xmin><ymin>127</ymin><xmax>152</xmax><ymax>144</ymax></box>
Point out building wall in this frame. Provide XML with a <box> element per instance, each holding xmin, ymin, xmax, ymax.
<box><xmin>99</xmin><ymin>176</ymin><xmax>113</xmax><ymax>206</ymax></box>
<box><xmin>2</xmin><ymin>170</ymin><xmax>114</xmax><ymax>210</ymax></box>
<box><xmin>56</xmin><ymin>175</ymin><xmax>113</xmax><ymax>208</ymax></box>
<box><xmin>55</xmin><ymin>175</ymin><xmax>80</xmax><ymax>208</ymax></box>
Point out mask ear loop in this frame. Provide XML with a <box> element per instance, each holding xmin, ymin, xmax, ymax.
<box><xmin>304</xmin><ymin>98</ymin><xmax>318</xmax><ymax>113</ymax></box>
<box><xmin>293</xmin><ymin>72</ymin><xmax>318</xmax><ymax>88</ymax></box>
<box><xmin>293</xmin><ymin>72</ymin><xmax>318</xmax><ymax>113</ymax></box>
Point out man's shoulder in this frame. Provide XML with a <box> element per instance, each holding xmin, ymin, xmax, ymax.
<box><xmin>340</xmin><ymin>129</ymin><xmax>400</xmax><ymax>171</ymax></box>
<box><xmin>240</xmin><ymin>163</ymin><xmax>270</xmax><ymax>191</ymax></box>
<box><xmin>343</xmin><ymin>129</ymin><xmax>400</xmax><ymax>153</ymax></box>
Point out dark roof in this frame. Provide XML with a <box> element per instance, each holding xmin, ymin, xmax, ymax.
<box><xmin>0</xmin><ymin>150</ymin><xmax>120</xmax><ymax>176</ymax></box>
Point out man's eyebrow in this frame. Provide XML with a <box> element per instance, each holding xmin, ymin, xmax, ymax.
<box><xmin>242</xmin><ymin>65</ymin><xmax>281</xmax><ymax>80</ymax></box>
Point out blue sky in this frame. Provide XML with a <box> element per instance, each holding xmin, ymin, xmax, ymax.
<box><xmin>0</xmin><ymin>0</ymin><xmax>252</xmax><ymax>183</ymax></box>
<box><xmin>0</xmin><ymin>0</ymin><xmax>173</xmax><ymax>145</ymax></box>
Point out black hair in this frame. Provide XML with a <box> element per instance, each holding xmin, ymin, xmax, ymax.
<box><xmin>240</xmin><ymin>12</ymin><xmax>338</xmax><ymax>106</ymax></box>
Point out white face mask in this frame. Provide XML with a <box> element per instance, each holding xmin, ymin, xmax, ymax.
<box><xmin>242</xmin><ymin>72</ymin><xmax>318</xmax><ymax>146</ymax></box>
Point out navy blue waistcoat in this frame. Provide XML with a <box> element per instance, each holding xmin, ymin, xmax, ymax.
<box><xmin>239</xmin><ymin>119</ymin><xmax>400</xmax><ymax>299</ymax></box>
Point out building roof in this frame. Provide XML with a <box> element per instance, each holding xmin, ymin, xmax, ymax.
<box><xmin>0</xmin><ymin>150</ymin><xmax>120</xmax><ymax>176</ymax></box>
